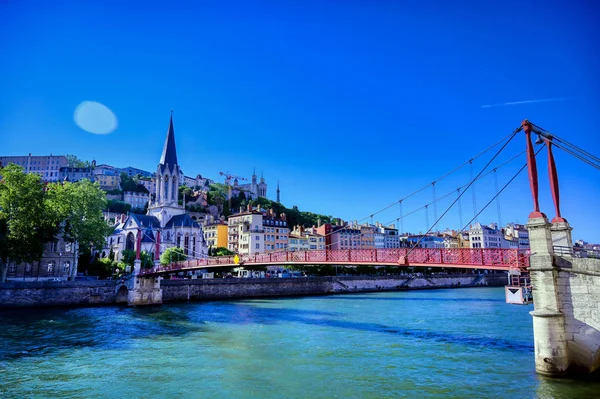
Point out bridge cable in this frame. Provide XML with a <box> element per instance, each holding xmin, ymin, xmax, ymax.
<box><xmin>457</xmin><ymin>188</ymin><xmax>463</xmax><ymax>230</ymax></box>
<box><xmin>351</xmin><ymin>131</ymin><xmax>516</xmax><ymax>225</ymax></box>
<box><xmin>405</xmin><ymin>125</ymin><xmax>523</xmax><ymax>257</ymax></box>
<box><xmin>470</xmin><ymin>160</ymin><xmax>478</xmax><ymax>223</ymax></box>
<box><xmin>494</xmin><ymin>168</ymin><xmax>502</xmax><ymax>227</ymax></box>
<box><xmin>399</xmin><ymin>200</ymin><xmax>404</xmax><ymax>235</ymax></box>
<box><xmin>550</xmin><ymin>141</ymin><xmax>600</xmax><ymax>171</ymax></box>
<box><xmin>322</xmin><ymin>147</ymin><xmax>529</xmax><ymax>247</ymax></box>
<box><xmin>425</xmin><ymin>204</ymin><xmax>430</xmax><ymax>233</ymax></box>
<box><xmin>457</xmin><ymin>144</ymin><xmax>545</xmax><ymax>235</ymax></box>
<box><xmin>432</xmin><ymin>182</ymin><xmax>438</xmax><ymax>221</ymax></box>
<box><xmin>379</xmin><ymin>148</ymin><xmax>527</xmax><ymax>228</ymax></box>
<box><xmin>531</xmin><ymin>122</ymin><xmax>600</xmax><ymax>164</ymax></box>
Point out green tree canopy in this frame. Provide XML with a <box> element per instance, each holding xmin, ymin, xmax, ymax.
<box><xmin>0</xmin><ymin>164</ymin><xmax>58</xmax><ymax>282</ymax></box>
<box><xmin>160</xmin><ymin>247</ymin><xmax>187</xmax><ymax>265</ymax></box>
<box><xmin>120</xmin><ymin>173</ymin><xmax>149</xmax><ymax>193</ymax></box>
<box><xmin>46</xmin><ymin>179</ymin><xmax>112</xmax><ymax>279</ymax></box>
<box><xmin>105</xmin><ymin>199</ymin><xmax>131</xmax><ymax>214</ymax></box>
<box><xmin>66</xmin><ymin>155</ymin><xmax>92</xmax><ymax>168</ymax></box>
<box><xmin>210</xmin><ymin>246</ymin><xmax>234</xmax><ymax>256</ymax></box>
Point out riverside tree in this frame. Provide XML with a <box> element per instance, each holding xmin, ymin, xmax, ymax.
<box><xmin>0</xmin><ymin>164</ymin><xmax>57</xmax><ymax>282</ymax></box>
<box><xmin>46</xmin><ymin>179</ymin><xmax>112</xmax><ymax>280</ymax></box>
<box><xmin>160</xmin><ymin>247</ymin><xmax>186</xmax><ymax>265</ymax></box>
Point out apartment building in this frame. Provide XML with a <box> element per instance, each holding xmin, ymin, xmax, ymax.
<box><xmin>0</xmin><ymin>153</ymin><xmax>68</xmax><ymax>181</ymax></box>
<box><xmin>204</xmin><ymin>222</ymin><xmax>228</xmax><ymax>249</ymax></box>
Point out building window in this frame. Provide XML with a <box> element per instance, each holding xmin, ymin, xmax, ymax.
<box><xmin>48</xmin><ymin>261</ymin><xmax>55</xmax><ymax>273</ymax></box>
<box><xmin>255</xmin><ymin>243</ymin><xmax>259</xmax><ymax>249</ymax></box>
<box><xmin>63</xmin><ymin>262</ymin><xmax>70</xmax><ymax>273</ymax></box>
<box><xmin>8</xmin><ymin>264</ymin><xmax>16</xmax><ymax>273</ymax></box>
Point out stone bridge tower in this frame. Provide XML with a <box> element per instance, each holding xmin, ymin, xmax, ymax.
<box><xmin>523</xmin><ymin>120</ymin><xmax>600</xmax><ymax>377</ymax></box>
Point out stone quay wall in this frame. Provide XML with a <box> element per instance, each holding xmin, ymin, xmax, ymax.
<box><xmin>555</xmin><ymin>255</ymin><xmax>600</xmax><ymax>374</ymax></box>
<box><xmin>0</xmin><ymin>280</ymin><xmax>116</xmax><ymax>308</ymax></box>
<box><xmin>0</xmin><ymin>273</ymin><xmax>507</xmax><ymax>308</ymax></box>
<box><xmin>161</xmin><ymin>273</ymin><xmax>506</xmax><ymax>302</ymax></box>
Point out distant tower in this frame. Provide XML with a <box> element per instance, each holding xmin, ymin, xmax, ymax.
<box><xmin>250</xmin><ymin>168</ymin><xmax>258</xmax><ymax>199</ymax></box>
<box><xmin>276</xmin><ymin>181</ymin><xmax>280</xmax><ymax>203</ymax></box>
<box><xmin>147</xmin><ymin>111</ymin><xmax>185</xmax><ymax>226</ymax></box>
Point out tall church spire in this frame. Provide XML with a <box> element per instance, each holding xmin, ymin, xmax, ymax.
<box><xmin>160</xmin><ymin>111</ymin><xmax>178</xmax><ymax>167</ymax></box>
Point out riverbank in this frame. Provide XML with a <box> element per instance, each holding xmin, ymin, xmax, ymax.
<box><xmin>0</xmin><ymin>273</ymin><xmax>507</xmax><ymax>308</ymax></box>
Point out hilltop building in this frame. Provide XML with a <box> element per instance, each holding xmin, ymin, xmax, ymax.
<box><xmin>227</xmin><ymin>170</ymin><xmax>268</xmax><ymax>201</ymax></box>
<box><xmin>106</xmin><ymin>114</ymin><xmax>207</xmax><ymax>262</ymax></box>
<box><xmin>0</xmin><ymin>154</ymin><xmax>69</xmax><ymax>181</ymax></box>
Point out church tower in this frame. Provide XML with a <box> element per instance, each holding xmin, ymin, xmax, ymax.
<box><xmin>147</xmin><ymin>112</ymin><xmax>185</xmax><ymax>227</ymax></box>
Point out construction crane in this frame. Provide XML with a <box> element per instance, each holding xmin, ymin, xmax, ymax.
<box><xmin>219</xmin><ymin>171</ymin><xmax>248</xmax><ymax>186</ymax></box>
<box><xmin>219</xmin><ymin>171</ymin><xmax>248</xmax><ymax>211</ymax></box>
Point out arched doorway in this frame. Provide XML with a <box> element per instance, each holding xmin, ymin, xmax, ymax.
<box><xmin>116</xmin><ymin>285</ymin><xmax>128</xmax><ymax>304</ymax></box>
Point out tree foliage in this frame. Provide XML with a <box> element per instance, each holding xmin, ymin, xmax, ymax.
<box><xmin>160</xmin><ymin>247</ymin><xmax>187</xmax><ymax>265</ymax></box>
<box><xmin>46</xmin><ymin>179</ymin><xmax>112</xmax><ymax>249</ymax></box>
<box><xmin>207</xmin><ymin>184</ymin><xmax>227</xmax><ymax>214</ymax></box>
<box><xmin>120</xmin><ymin>173</ymin><xmax>149</xmax><ymax>193</ymax></box>
<box><xmin>88</xmin><ymin>257</ymin><xmax>116</xmax><ymax>279</ymax></box>
<box><xmin>66</xmin><ymin>155</ymin><xmax>92</xmax><ymax>168</ymax></box>
<box><xmin>106</xmin><ymin>199</ymin><xmax>131</xmax><ymax>214</ymax></box>
<box><xmin>0</xmin><ymin>164</ymin><xmax>57</xmax><ymax>282</ymax></box>
<box><xmin>210</xmin><ymin>246</ymin><xmax>234</xmax><ymax>256</ymax></box>
<box><xmin>121</xmin><ymin>249</ymin><xmax>154</xmax><ymax>269</ymax></box>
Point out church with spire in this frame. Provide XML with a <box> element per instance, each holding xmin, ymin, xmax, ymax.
<box><xmin>106</xmin><ymin>113</ymin><xmax>208</xmax><ymax>262</ymax></box>
<box><xmin>229</xmin><ymin>168</ymin><xmax>268</xmax><ymax>200</ymax></box>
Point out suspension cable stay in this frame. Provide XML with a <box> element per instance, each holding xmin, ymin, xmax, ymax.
<box><xmin>405</xmin><ymin>125</ymin><xmax>523</xmax><ymax>257</ymax></box>
<box><xmin>457</xmin><ymin>144</ymin><xmax>546</xmax><ymax>234</ymax></box>
<box><xmin>432</xmin><ymin>182</ymin><xmax>438</xmax><ymax>221</ymax></box>
<box><xmin>399</xmin><ymin>200</ymin><xmax>404</xmax><ymax>234</ymax></box>
<box><xmin>529</xmin><ymin>122</ymin><xmax>600</xmax><ymax>171</ymax></box>
<box><xmin>457</xmin><ymin>188</ymin><xmax>463</xmax><ymax>229</ymax></box>
<box><xmin>352</xmin><ymin>131</ymin><xmax>520</xmax><ymax>225</ymax></box>
<box><xmin>494</xmin><ymin>168</ymin><xmax>502</xmax><ymax>227</ymax></box>
<box><xmin>470</xmin><ymin>160</ymin><xmax>478</xmax><ymax>223</ymax></box>
<box><xmin>379</xmin><ymin>149</ymin><xmax>528</xmax><ymax>228</ymax></box>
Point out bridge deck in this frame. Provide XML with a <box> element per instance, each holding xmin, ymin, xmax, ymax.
<box><xmin>139</xmin><ymin>248</ymin><xmax>530</xmax><ymax>276</ymax></box>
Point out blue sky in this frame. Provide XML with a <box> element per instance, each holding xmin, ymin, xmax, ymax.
<box><xmin>1</xmin><ymin>0</ymin><xmax>599</xmax><ymax>242</ymax></box>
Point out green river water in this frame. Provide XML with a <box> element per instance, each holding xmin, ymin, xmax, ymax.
<box><xmin>1</xmin><ymin>287</ymin><xmax>599</xmax><ymax>398</ymax></box>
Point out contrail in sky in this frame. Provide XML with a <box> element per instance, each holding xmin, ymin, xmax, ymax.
<box><xmin>481</xmin><ymin>97</ymin><xmax>570</xmax><ymax>108</ymax></box>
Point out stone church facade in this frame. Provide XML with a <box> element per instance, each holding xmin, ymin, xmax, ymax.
<box><xmin>106</xmin><ymin>114</ymin><xmax>208</xmax><ymax>263</ymax></box>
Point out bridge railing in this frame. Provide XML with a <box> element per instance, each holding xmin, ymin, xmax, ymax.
<box><xmin>139</xmin><ymin>247</ymin><xmax>530</xmax><ymax>276</ymax></box>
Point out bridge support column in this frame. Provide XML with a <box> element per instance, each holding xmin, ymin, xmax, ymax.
<box><xmin>528</xmin><ymin>216</ymin><xmax>569</xmax><ymax>377</ymax></box>
<box><xmin>550</xmin><ymin>221</ymin><xmax>573</xmax><ymax>252</ymax></box>
<box><xmin>127</xmin><ymin>260</ymin><xmax>162</xmax><ymax>306</ymax></box>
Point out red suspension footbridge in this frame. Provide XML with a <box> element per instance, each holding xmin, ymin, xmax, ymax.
<box><xmin>133</xmin><ymin>120</ymin><xmax>597</xmax><ymax>286</ymax></box>
<box><xmin>139</xmin><ymin>247</ymin><xmax>530</xmax><ymax>276</ymax></box>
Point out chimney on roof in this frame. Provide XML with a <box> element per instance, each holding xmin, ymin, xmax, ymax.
<box><xmin>247</xmin><ymin>203</ymin><xmax>252</xmax><ymax>212</ymax></box>
<box><xmin>280</xmin><ymin>213</ymin><xmax>286</xmax><ymax>221</ymax></box>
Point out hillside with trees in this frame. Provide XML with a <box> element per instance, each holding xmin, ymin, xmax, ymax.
<box><xmin>205</xmin><ymin>183</ymin><xmax>335</xmax><ymax>228</ymax></box>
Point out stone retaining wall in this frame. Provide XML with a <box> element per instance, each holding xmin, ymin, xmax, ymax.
<box><xmin>0</xmin><ymin>273</ymin><xmax>507</xmax><ymax>308</ymax></box>
<box><xmin>161</xmin><ymin>274</ymin><xmax>507</xmax><ymax>302</ymax></box>
<box><xmin>0</xmin><ymin>280</ymin><xmax>116</xmax><ymax>308</ymax></box>
<box><xmin>555</xmin><ymin>256</ymin><xmax>600</xmax><ymax>374</ymax></box>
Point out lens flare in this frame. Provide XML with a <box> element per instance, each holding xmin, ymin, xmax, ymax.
<box><xmin>74</xmin><ymin>101</ymin><xmax>118</xmax><ymax>134</ymax></box>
